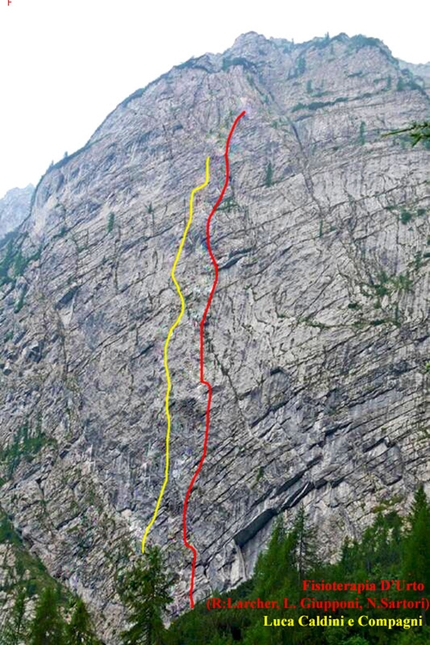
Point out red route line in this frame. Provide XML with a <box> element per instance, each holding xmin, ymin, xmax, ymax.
<box><xmin>182</xmin><ymin>111</ymin><xmax>246</xmax><ymax>609</ymax></box>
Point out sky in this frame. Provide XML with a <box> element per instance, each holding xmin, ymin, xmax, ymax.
<box><xmin>1</xmin><ymin>0</ymin><xmax>429</xmax><ymax>198</ymax></box>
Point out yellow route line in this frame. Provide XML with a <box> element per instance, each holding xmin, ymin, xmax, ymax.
<box><xmin>142</xmin><ymin>156</ymin><xmax>210</xmax><ymax>553</ymax></box>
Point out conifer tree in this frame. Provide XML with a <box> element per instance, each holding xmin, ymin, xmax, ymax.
<box><xmin>355</xmin><ymin>510</ymin><xmax>403</xmax><ymax>580</ymax></box>
<box><xmin>208</xmin><ymin>635</ymin><xmax>235</xmax><ymax>645</ymax></box>
<box><xmin>0</xmin><ymin>590</ymin><xmax>28</xmax><ymax>645</ymax></box>
<box><xmin>163</xmin><ymin>487</ymin><xmax>430</xmax><ymax>645</ymax></box>
<box><xmin>66</xmin><ymin>598</ymin><xmax>101</xmax><ymax>645</ymax></box>
<box><xmin>402</xmin><ymin>486</ymin><xmax>430</xmax><ymax>624</ymax></box>
<box><xmin>336</xmin><ymin>536</ymin><xmax>361</xmax><ymax>578</ymax></box>
<box><xmin>253</xmin><ymin>517</ymin><xmax>289</xmax><ymax>597</ymax></box>
<box><xmin>243</xmin><ymin>620</ymin><xmax>275</xmax><ymax>645</ymax></box>
<box><xmin>293</xmin><ymin>506</ymin><xmax>319</xmax><ymax>583</ymax></box>
<box><xmin>28</xmin><ymin>587</ymin><xmax>66</xmax><ymax>645</ymax></box>
<box><xmin>408</xmin><ymin>485</ymin><xmax>429</xmax><ymax>527</ymax></box>
<box><xmin>119</xmin><ymin>546</ymin><xmax>174</xmax><ymax>645</ymax></box>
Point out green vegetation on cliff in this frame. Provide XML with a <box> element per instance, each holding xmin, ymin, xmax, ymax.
<box><xmin>1</xmin><ymin>486</ymin><xmax>429</xmax><ymax>644</ymax></box>
<box><xmin>165</xmin><ymin>487</ymin><xmax>430</xmax><ymax>645</ymax></box>
<box><xmin>0</xmin><ymin>511</ymin><xmax>100</xmax><ymax>644</ymax></box>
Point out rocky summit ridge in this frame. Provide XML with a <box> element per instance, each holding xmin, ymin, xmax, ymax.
<box><xmin>0</xmin><ymin>185</ymin><xmax>34</xmax><ymax>242</ymax></box>
<box><xmin>0</xmin><ymin>32</ymin><xmax>429</xmax><ymax>643</ymax></box>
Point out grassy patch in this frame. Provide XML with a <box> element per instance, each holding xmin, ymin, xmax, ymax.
<box><xmin>222</xmin><ymin>57</ymin><xmax>257</xmax><ymax>72</ymax></box>
<box><xmin>107</xmin><ymin>212</ymin><xmax>115</xmax><ymax>233</ymax></box>
<box><xmin>359</xmin><ymin>121</ymin><xmax>366</xmax><ymax>145</ymax></box>
<box><xmin>265</xmin><ymin>162</ymin><xmax>273</xmax><ymax>187</ymax></box>
<box><xmin>0</xmin><ymin>509</ymin><xmax>70</xmax><ymax>601</ymax></box>
<box><xmin>291</xmin><ymin>96</ymin><xmax>349</xmax><ymax>112</ymax></box>
<box><xmin>0</xmin><ymin>234</ymin><xmax>42</xmax><ymax>287</ymax></box>
<box><xmin>0</xmin><ymin>419</ymin><xmax>56</xmax><ymax>478</ymax></box>
<box><xmin>400</xmin><ymin>210</ymin><xmax>412</xmax><ymax>224</ymax></box>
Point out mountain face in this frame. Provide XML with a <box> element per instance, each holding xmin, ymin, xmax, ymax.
<box><xmin>399</xmin><ymin>60</ymin><xmax>430</xmax><ymax>91</ymax></box>
<box><xmin>0</xmin><ymin>31</ymin><xmax>429</xmax><ymax>642</ymax></box>
<box><xmin>0</xmin><ymin>185</ymin><xmax>34</xmax><ymax>241</ymax></box>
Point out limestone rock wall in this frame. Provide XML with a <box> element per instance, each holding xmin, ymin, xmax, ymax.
<box><xmin>0</xmin><ymin>32</ymin><xmax>429</xmax><ymax>643</ymax></box>
<box><xmin>0</xmin><ymin>185</ymin><xmax>34</xmax><ymax>241</ymax></box>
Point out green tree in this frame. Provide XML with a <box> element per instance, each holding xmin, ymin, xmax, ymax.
<box><xmin>384</xmin><ymin>121</ymin><xmax>430</xmax><ymax>147</ymax></box>
<box><xmin>0</xmin><ymin>591</ymin><xmax>28</xmax><ymax>645</ymax></box>
<box><xmin>242</xmin><ymin>620</ymin><xmax>273</xmax><ymax>645</ymax></box>
<box><xmin>107</xmin><ymin>212</ymin><xmax>115</xmax><ymax>233</ymax></box>
<box><xmin>356</xmin><ymin>511</ymin><xmax>403</xmax><ymax>580</ymax></box>
<box><xmin>293</xmin><ymin>506</ymin><xmax>320</xmax><ymax>583</ymax></box>
<box><xmin>264</xmin><ymin>162</ymin><xmax>273</xmax><ymax>187</ymax></box>
<box><xmin>66</xmin><ymin>598</ymin><xmax>101</xmax><ymax>645</ymax></box>
<box><xmin>359</xmin><ymin>121</ymin><xmax>366</xmax><ymax>145</ymax></box>
<box><xmin>166</xmin><ymin>489</ymin><xmax>428</xmax><ymax>645</ymax></box>
<box><xmin>253</xmin><ymin>509</ymin><xmax>319</xmax><ymax>600</ymax></box>
<box><xmin>397</xmin><ymin>628</ymin><xmax>430</xmax><ymax>644</ymax></box>
<box><xmin>324</xmin><ymin>626</ymin><xmax>350</xmax><ymax>645</ymax></box>
<box><xmin>208</xmin><ymin>634</ymin><xmax>234</xmax><ymax>645</ymax></box>
<box><xmin>28</xmin><ymin>587</ymin><xmax>66</xmax><ymax>645</ymax></box>
<box><xmin>402</xmin><ymin>486</ymin><xmax>430</xmax><ymax>624</ymax></box>
<box><xmin>119</xmin><ymin>546</ymin><xmax>174</xmax><ymax>645</ymax></box>
<box><xmin>297</xmin><ymin>56</ymin><xmax>306</xmax><ymax>75</ymax></box>
<box><xmin>253</xmin><ymin>517</ymin><xmax>296</xmax><ymax>597</ymax></box>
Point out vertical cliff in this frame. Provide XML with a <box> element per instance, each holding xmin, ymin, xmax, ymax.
<box><xmin>0</xmin><ymin>185</ymin><xmax>34</xmax><ymax>241</ymax></box>
<box><xmin>0</xmin><ymin>32</ymin><xmax>429</xmax><ymax>642</ymax></box>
